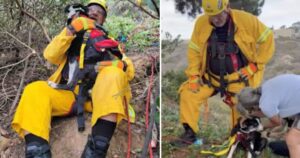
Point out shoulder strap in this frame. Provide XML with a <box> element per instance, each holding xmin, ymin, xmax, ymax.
<box><xmin>79</xmin><ymin>30</ymin><xmax>91</xmax><ymax>69</ymax></box>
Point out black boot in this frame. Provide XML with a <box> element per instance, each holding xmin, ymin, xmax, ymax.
<box><xmin>170</xmin><ymin>123</ymin><xmax>200</xmax><ymax>147</ymax></box>
<box><xmin>81</xmin><ymin>135</ymin><xmax>110</xmax><ymax>158</ymax></box>
<box><xmin>268</xmin><ymin>140</ymin><xmax>289</xmax><ymax>157</ymax></box>
<box><xmin>25</xmin><ymin>142</ymin><xmax>51</xmax><ymax>158</ymax></box>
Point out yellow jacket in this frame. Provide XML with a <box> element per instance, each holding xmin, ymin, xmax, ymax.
<box><xmin>44</xmin><ymin>28</ymin><xmax>135</xmax><ymax>83</ymax></box>
<box><xmin>186</xmin><ymin>9</ymin><xmax>274</xmax><ymax>86</ymax></box>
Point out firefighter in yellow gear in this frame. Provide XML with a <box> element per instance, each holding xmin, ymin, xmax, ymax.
<box><xmin>172</xmin><ymin>0</ymin><xmax>274</xmax><ymax>147</ymax></box>
<box><xmin>11</xmin><ymin>0</ymin><xmax>135</xmax><ymax>157</ymax></box>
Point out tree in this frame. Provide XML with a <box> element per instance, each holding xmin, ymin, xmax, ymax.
<box><xmin>126</xmin><ymin>0</ymin><xmax>159</xmax><ymax>19</ymax></box>
<box><xmin>174</xmin><ymin>0</ymin><xmax>201</xmax><ymax>18</ymax></box>
<box><xmin>173</xmin><ymin>0</ymin><xmax>265</xmax><ymax>18</ymax></box>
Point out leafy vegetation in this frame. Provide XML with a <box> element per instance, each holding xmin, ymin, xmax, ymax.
<box><xmin>161</xmin><ymin>37</ymin><xmax>299</xmax><ymax>157</ymax></box>
<box><xmin>161</xmin><ymin>32</ymin><xmax>183</xmax><ymax>59</ymax></box>
<box><xmin>105</xmin><ymin>15</ymin><xmax>159</xmax><ymax>51</ymax></box>
<box><xmin>162</xmin><ymin>70</ymin><xmax>288</xmax><ymax>158</ymax></box>
<box><xmin>162</xmin><ymin>70</ymin><xmax>186</xmax><ymax>102</ymax></box>
<box><xmin>0</xmin><ymin>0</ymin><xmax>159</xmax><ymax>157</ymax></box>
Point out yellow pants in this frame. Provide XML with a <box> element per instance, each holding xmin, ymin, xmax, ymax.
<box><xmin>179</xmin><ymin>72</ymin><xmax>257</xmax><ymax>133</ymax></box>
<box><xmin>12</xmin><ymin>66</ymin><xmax>131</xmax><ymax>142</ymax></box>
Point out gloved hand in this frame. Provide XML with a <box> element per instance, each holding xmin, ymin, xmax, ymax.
<box><xmin>188</xmin><ymin>75</ymin><xmax>202</xmax><ymax>93</ymax></box>
<box><xmin>68</xmin><ymin>17</ymin><xmax>95</xmax><ymax>34</ymax></box>
<box><xmin>238</xmin><ymin>63</ymin><xmax>258</xmax><ymax>79</ymax></box>
<box><xmin>95</xmin><ymin>60</ymin><xmax>127</xmax><ymax>72</ymax></box>
<box><xmin>261</xmin><ymin>131</ymin><xmax>271</xmax><ymax>138</ymax></box>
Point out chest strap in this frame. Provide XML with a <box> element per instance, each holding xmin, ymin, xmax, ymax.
<box><xmin>79</xmin><ymin>30</ymin><xmax>91</xmax><ymax>69</ymax></box>
<box><xmin>206</xmin><ymin>17</ymin><xmax>248</xmax><ymax>96</ymax></box>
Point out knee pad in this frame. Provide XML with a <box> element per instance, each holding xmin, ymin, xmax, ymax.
<box><xmin>81</xmin><ymin>135</ymin><xmax>110</xmax><ymax>158</ymax></box>
<box><xmin>94</xmin><ymin>135</ymin><xmax>110</xmax><ymax>152</ymax></box>
<box><xmin>25</xmin><ymin>142</ymin><xmax>51</xmax><ymax>158</ymax></box>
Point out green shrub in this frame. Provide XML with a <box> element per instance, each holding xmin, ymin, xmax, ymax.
<box><xmin>105</xmin><ymin>15</ymin><xmax>159</xmax><ymax>52</ymax></box>
<box><xmin>162</xmin><ymin>70</ymin><xmax>186</xmax><ymax>102</ymax></box>
<box><xmin>161</xmin><ymin>32</ymin><xmax>183</xmax><ymax>59</ymax></box>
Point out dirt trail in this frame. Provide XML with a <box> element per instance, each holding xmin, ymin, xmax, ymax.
<box><xmin>0</xmin><ymin>50</ymin><xmax>160</xmax><ymax>158</ymax></box>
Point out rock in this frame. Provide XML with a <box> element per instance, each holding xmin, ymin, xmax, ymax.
<box><xmin>0</xmin><ymin>127</ymin><xmax>10</xmax><ymax>152</ymax></box>
<box><xmin>49</xmin><ymin>115</ymin><xmax>145</xmax><ymax>158</ymax></box>
<box><xmin>50</xmin><ymin>117</ymin><xmax>91</xmax><ymax>158</ymax></box>
<box><xmin>0</xmin><ymin>135</ymin><xmax>10</xmax><ymax>152</ymax></box>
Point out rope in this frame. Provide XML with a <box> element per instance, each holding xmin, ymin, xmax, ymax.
<box><xmin>124</xmin><ymin>97</ymin><xmax>132</xmax><ymax>158</ymax></box>
<box><xmin>143</xmin><ymin>55</ymin><xmax>155</xmax><ymax>158</ymax></box>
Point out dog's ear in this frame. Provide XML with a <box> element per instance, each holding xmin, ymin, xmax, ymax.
<box><xmin>231</xmin><ymin>117</ymin><xmax>242</xmax><ymax>136</ymax></box>
<box><xmin>254</xmin><ymin>117</ymin><xmax>261</xmax><ymax>122</ymax></box>
<box><xmin>230</xmin><ymin>126</ymin><xmax>239</xmax><ymax>136</ymax></box>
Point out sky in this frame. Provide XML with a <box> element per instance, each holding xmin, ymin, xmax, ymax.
<box><xmin>161</xmin><ymin>0</ymin><xmax>300</xmax><ymax>39</ymax></box>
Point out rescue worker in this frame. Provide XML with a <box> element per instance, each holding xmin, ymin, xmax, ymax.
<box><xmin>237</xmin><ymin>74</ymin><xmax>300</xmax><ymax>158</ymax></box>
<box><xmin>172</xmin><ymin>0</ymin><xmax>274</xmax><ymax>147</ymax></box>
<box><xmin>11</xmin><ymin>0</ymin><xmax>135</xmax><ymax>157</ymax></box>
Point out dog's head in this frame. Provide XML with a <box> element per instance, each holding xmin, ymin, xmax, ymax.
<box><xmin>230</xmin><ymin>117</ymin><xmax>267</xmax><ymax>156</ymax></box>
<box><xmin>240</xmin><ymin>117</ymin><xmax>263</xmax><ymax>133</ymax></box>
<box><xmin>231</xmin><ymin>117</ymin><xmax>263</xmax><ymax>136</ymax></box>
<box><xmin>64</xmin><ymin>4</ymin><xmax>89</xmax><ymax>25</ymax></box>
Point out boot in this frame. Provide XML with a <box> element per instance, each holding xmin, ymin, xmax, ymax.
<box><xmin>81</xmin><ymin>135</ymin><xmax>110</xmax><ymax>158</ymax></box>
<box><xmin>170</xmin><ymin>123</ymin><xmax>202</xmax><ymax>147</ymax></box>
<box><xmin>25</xmin><ymin>142</ymin><xmax>51</xmax><ymax>158</ymax></box>
<box><xmin>268</xmin><ymin>140</ymin><xmax>289</xmax><ymax>157</ymax></box>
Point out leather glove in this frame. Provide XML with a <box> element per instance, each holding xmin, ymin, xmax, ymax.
<box><xmin>238</xmin><ymin>63</ymin><xmax>258</xmax><ymax>79</ymax></box>
<box><xmin>95</xmin><ymin>60</ymin><xmax>127</xmax><ymax>72</ymax></box>
<box><xmin>188</xmin><ymin>75</ymin><xmax>202</xmax><ymax>93</ymax></box>
<box><xmin>68</xmin><ymin>17</ymin><xmax>95</xmax><ymax>34</ymax></box>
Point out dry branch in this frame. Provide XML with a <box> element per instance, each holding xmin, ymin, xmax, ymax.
<box><xmin>0</xmin><ymin>53</ymin><xmax>32</xmax><ymax>70</ymax></box>
<box><xmin>1</xmin><ymin>68</ymin><xmax>14</xmax><ymax>102</ymax></box>
<box><xmin>2</xmin><ymin>31</ymin><xmax>36</xmax><ymax>54</ymax></box>
<box><xmin>9</xmin><ymin>59</ymin><xmax>28</xmax><ymax>115</ymax></box>
<box><xmin>0</xmin><ymin>31</ymin><xmax>42</xmax><ymax>70</ymax></box>
<box><xmin>127</xmin><ymin>0</ymin><xmax>159</xmax><ymax>19</ymax></box>
<box><xmin>14</xmin><ymin>0</ymin><xmax>51</xmax><ymax>42</ymax></box>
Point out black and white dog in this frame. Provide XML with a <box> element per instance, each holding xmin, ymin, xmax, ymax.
<box><xmin>227</xmin><ymin>117</ymin><xmax>268</xmax><ymax>158</ymax></box>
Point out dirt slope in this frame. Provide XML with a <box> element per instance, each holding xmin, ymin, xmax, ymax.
<box><xmin>0</xmin><ymin>51</ymin><xmax>160</xmax><ymax>158</ymax></box>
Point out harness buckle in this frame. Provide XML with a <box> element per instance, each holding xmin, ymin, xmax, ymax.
<box><xmin>218</xmin><ymin>53</ymin><xmax>225</xmax><ymax>59</ymax></box>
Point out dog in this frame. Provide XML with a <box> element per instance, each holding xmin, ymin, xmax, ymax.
<box><xmin>227</xmin><ymin>117</ymin><xmax>268</xmax><ymax>158</ymax></box>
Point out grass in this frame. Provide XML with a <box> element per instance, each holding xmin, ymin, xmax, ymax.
<box><xmin>161</xmin><ymin>71</ymin><xmax>288</xmax><ymax>158</ymax></box>
<box><xmin>162</xmin><ymin>97</ymin><xmax>288</xmax><ymax>158</ymax></box>
<box><xmin>161</xmin><ymin>35</ymin><xmax>300</xmax><ymax>158</ymax></box>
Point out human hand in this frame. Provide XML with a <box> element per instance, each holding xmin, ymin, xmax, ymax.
<box><xmin>68</xmin><ymin>17</ymin><xmax>95</xmax><ymax>34</ymax></box>
<box><xmin>238</xmin><ymin>63</ymin><xmax>258</xmax><ymax>79</ymax></box>
<box><xmin>188</xmin><ymin>76</ymin><xmax>202</xmax><ymax>93</ymax></box>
